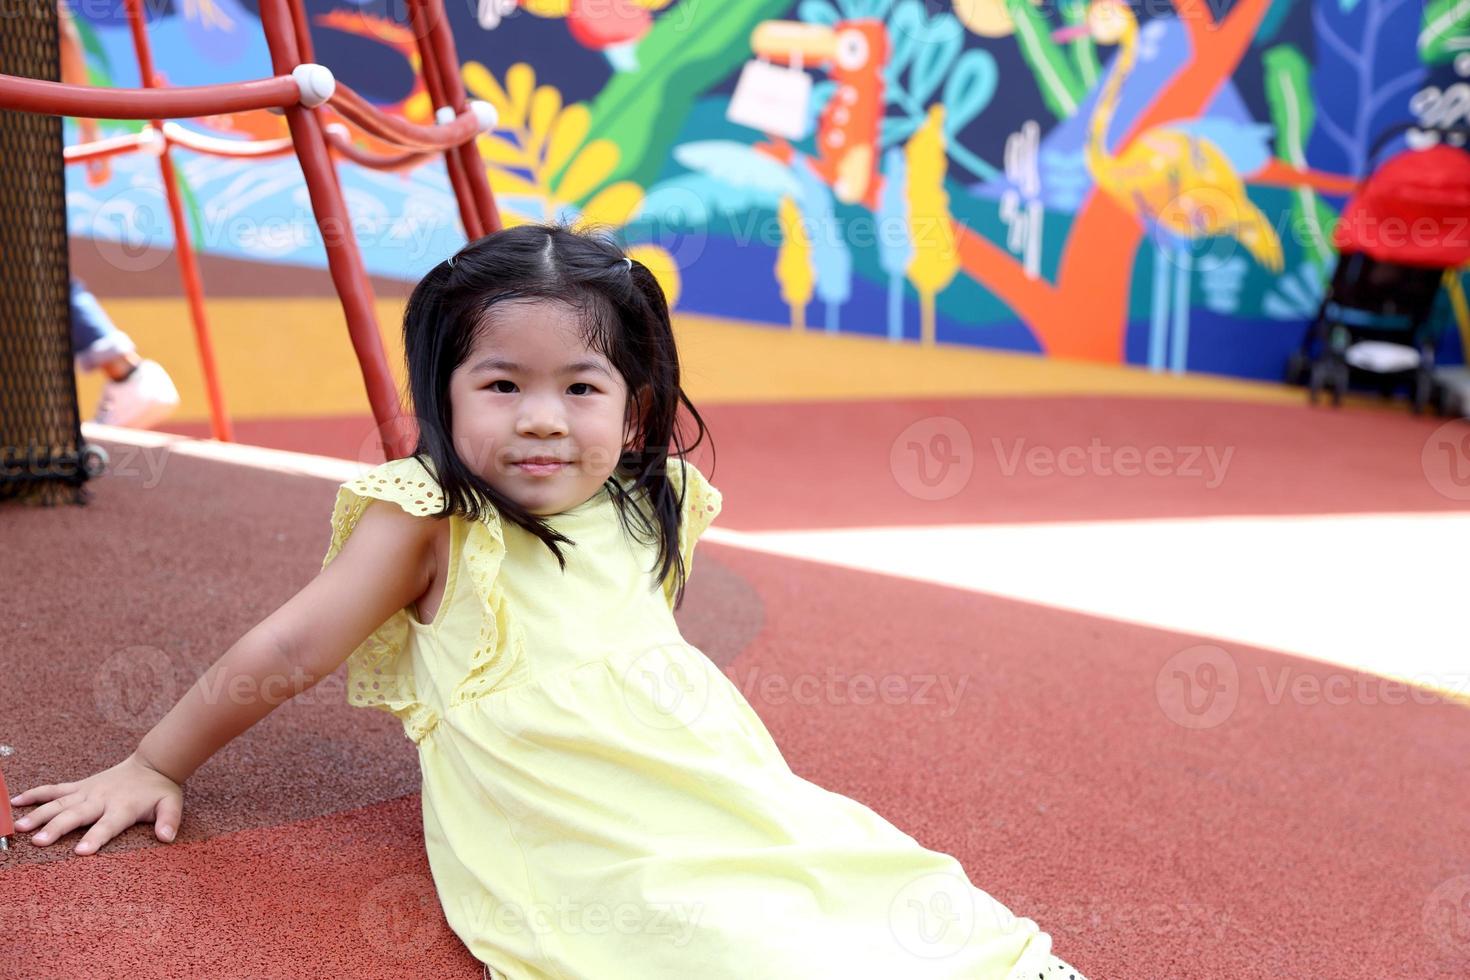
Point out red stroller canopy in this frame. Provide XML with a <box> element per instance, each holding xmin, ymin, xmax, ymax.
<box><xmin>1332</xmin><ymin>144</ymin><xmax>1470</xmax><ymax>269</ymax></box>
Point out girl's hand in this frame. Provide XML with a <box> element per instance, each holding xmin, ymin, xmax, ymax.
<box><xmin>8</xmin><ymin>753</ymin><xmax>183</xmax><ymax>855</ymax></box>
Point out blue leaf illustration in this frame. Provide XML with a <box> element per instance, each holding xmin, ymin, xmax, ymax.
<box><xmin>1306</xmin><ymin>0</ymin><xmax>1425</xmax><ymax>179</ymax></box>
<box><xmin>942</xmin><ymin>49</ymin><xmax>998</xmax><ymax>139</ymax></box>
<box><xmin>885</xmin><ymin>1</ymin><xmax>929</xmax><ymax>94</ymax></box>
<box><xmin>908</xmin><ymin>13</ymin><xmax>963</xmax><ymax>105</ymax></box>
<box><xmin>877</xmin><ymin>148</ymin><xmax>914</xmax><ymax>276</ymax></box>
<box><xmin>792</xmin><ymin>155</ymin><xmax>853</xmax><ymax>307</ymax></box>
<box><xmin>882</xmin><ymin>115</ymin><xmax>923</xmax><ymax>147</ymax></box>
<box><xmin>797</xmin><ymin>0</ymin><xmax>841</xmax><ymax>27</ymax></box>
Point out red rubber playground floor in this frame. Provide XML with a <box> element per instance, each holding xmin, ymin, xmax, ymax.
<box><xmin>2</xmin><ymin>393</ymin><xmax>1469</xmax><ymax>978</ymax></box>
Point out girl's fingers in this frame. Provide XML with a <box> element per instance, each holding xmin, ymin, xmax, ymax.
<box><xmin>153</xmin><ymin>797</ymin><xmax>183</xmax><ymax>842</ymax></box>
<box><xmin>75</xmin><ymin>815</ymin><xmax>129</xmax><ymax>855</ymax></box>
<box><xmin>13</xmin><ymin>796</ymin><xmax>69</xmax><ymax>830</ymax></box>
<box><xmin>11</xmin><ymin>782</ymin><xmax>75</xmax><ymax>807</ymax></box>
<box><xmin>26</xmin><ymin>799</ymin><xmax>100</xmax><ymax>847</ymax></box>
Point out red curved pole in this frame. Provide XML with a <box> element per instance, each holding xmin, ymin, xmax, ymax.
<box><xmin>288</xmin><ymin>0</ymin><xmax>316</xmax><ymax>64</ymax></box>
<box><xmin>408</xmin><ymin>0</ymin><xmax>483</xmax><ymax>240</ymax></box>
<box><xmin>123</xmin><ymin>0</ymin><xmax>234</xmax><ymax>444</ymax></box>
<box><xmin>0</xmin><ymin>73</ymin><xmax>300</xmax><ymax>119</ymax></box>
<box><xmin>330</xmin><ymin>82</ymin><xmax>481</xmax><ymax>152</ymax></box>
<box><xmin>323</xmin><ymin>128</ymin><xmax>438</xmax><ymax>173</ymax></box>
<box><xmin>258</xmin><ymin>0</ymin><xmax>413</xmax><ymax>461</ymax></box>
<box><xmin>420</xmin><ymin>0</ymin><xmax>501</xmax><ymax>234</ymax></box>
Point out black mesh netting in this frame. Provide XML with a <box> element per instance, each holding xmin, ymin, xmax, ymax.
<box><xmin>0</xmin><ymin>1</ymin><xmax>94</xmax><ymax>506</ymax></box>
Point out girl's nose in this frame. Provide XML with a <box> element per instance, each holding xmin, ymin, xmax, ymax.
<box><xmin>515</xmin><ymin>408</ymin><xmax>568</xmax><ymax>438</ymax></box>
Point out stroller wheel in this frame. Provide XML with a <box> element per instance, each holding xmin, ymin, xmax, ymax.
<box><xmin>1308</xmin><ymin>362</ymin><xmax>1323</xmax><ymax>404</ymax></box>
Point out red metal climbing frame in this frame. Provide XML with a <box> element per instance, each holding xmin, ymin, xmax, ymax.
<box><xmin>0</xmin><ymin>0</ymin><xmax>501</xmax><ymax>459</ymax></box>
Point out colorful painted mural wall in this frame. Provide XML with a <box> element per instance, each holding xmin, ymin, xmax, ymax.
<box><xmin>62</xmin><ymin>0</ymin><xmax>1470</xmax><ymax>381</ymax></box>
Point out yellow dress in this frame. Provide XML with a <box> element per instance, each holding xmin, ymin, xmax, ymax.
<box><xmin>322</xmin><ymin>455</ymin><xmax>1087</xmax><ymax>980</ymax></box>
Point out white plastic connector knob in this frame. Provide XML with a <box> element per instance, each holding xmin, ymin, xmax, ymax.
<box><xmin>470</xmin><ymin>100</ymin><xmax>498</xmax><ymax>132</ymax></box>
<box><xmin>139</xmin><ymin>124</ymin><xmax>166</xmax><ymax>158</ymax></box>
<box><xmin>435</xmin><ymin>106</ymin><xmax>457</xmax><ymax>126</ymax></box>
<box><xmin>324</xmin><ymin>122</ymin><xmax>350</xmax><ymax>141</ymax></box>
<box><xmin>293</xmin><ymin>63</ymin><xmax>336</xmax><ymax>108</ymax></box>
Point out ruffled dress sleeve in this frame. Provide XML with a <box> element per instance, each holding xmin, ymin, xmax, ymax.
<box><xmin>320</xmin><ymin>455</ymin><xmax>445</xmax><ymax>744</ymax></box>
<box><xmin>661</xmin><ymin>456</ymin><xmax>723</xmax><ymax>609</ymax></box>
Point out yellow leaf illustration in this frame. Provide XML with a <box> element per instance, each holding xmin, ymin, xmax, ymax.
<box><xmin>776</xmin><ymin>195</ymin><xmax>814</xmax><ymax>329</ymax></box>
<box><xmin>462</xmin><ymin>61</ymin><xmax>511</xmax><ymax>120</ymax></box>
<box><xmin>522</xmin><ymin>0</ymin><xmax>571</xmax><ymax>15</ymax></box>
<box><xmin>544</xmin><ymin>103</ymin><xmax>591</xmax><ymax>179</ymax></box>
<box><xmin>904</xmin><ymin>105</ymin><xmax>959</xmax><ymax>345</ymax></box>
<box><xmin>554</xmin><ymin>139</ymin><xmax>619</xmax><ymax>206</ymax></box>
<box><xmin>579</xmin><ymin>182</ymin><xmax>644</xmax><ymax>229</ymax></box>
<box><xmin>462</xmin><ymin>62</ymin><xmax>652</xmax><ymax>239</ymax></box>
<box><xmin>487</xmin><ymin>167</ymin><xmax>540</xmax><ymax>198</ymax></box>
<box><xmin>527</xmin><ymin>85</ymin><xmax>562</xmax><ymax>163</ymax></box>
<box><xmin>504</xmin><ymin>63</ymin><xmax>535</xmax><ymax>132</ymax></box>
<box><xmin>477</xmin><ymin>132</ymin><xmax>530</xmax><ymax>168</ymax></box>
<box><xmin>627</xmin><ymin>244</ymin><xmax>682</xmax><ymax>311</ymax></box>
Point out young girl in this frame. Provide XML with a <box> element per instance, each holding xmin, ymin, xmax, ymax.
<box><xmin>10</xmin><ymin>224</ymin><xmax>1089</xmax><ymax>979</ymax></box>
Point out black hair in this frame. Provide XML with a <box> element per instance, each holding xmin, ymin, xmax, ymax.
<box><xmin>400</xmin><ymin>221</ymin><xmax>714</xmax><ymax>610</ymax></box>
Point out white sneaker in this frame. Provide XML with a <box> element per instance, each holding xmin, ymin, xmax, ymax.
<box><xmin>94</xmin><ymin>359</ymin><xmax>180</xmax><ymax>429</ymax></box>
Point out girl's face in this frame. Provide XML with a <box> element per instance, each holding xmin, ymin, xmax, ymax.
<box><xmin>448</xmin><ymin>298</ymin><xmax>636</xmax><ymax>517</ymax></box>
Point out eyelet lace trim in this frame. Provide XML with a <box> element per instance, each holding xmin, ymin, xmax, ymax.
<box><xmin>448</xmin><ymin>513</ymin><xmax>530</xmax><ymax>706</ymax></box>
<box><xmin>662</xmin><ymin>457</ymin><xmax>723</xmax><ymax>609</ymax></box>
<box><xmin>322</xmin><ymin>456</ymin><xmax>445</xmax><ymax>744</ymax></box>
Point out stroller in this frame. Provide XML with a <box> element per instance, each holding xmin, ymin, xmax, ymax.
<box><xmin>1288</xmin><ymin>124</ymin><xmax>1470</xmax><ymax>413</ymax></box>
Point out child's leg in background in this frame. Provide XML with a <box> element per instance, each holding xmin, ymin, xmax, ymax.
<box><xmin>68</xmin><ymin>277</ymin><xmax>180</xmax><ymax>428</ymax></box>
<box><xmin>70</xmin><ymin>277</ymin><xmax>138</xmax><ymax>376</ymax></box>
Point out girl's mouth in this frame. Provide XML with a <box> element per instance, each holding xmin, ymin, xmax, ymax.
<box><xmin>514</xmin><ymin>461</ymin><xmax>565</xmax><ymax>477</ymax></box>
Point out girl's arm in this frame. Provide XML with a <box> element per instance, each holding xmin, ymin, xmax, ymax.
<box><xmin>11</xmin><ymin>500</ymin><xmax>438</xmax><ymax>855</ymax></box>
<box><xmin>136</xmin><ymin>499</ymin><xmax>438</xmax><ymax>783</ymax></box>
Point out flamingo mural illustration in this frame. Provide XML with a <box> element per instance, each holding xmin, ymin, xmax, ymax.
<box><xmin>1056</xmin><ymin>0</ymin><xmax>1284</xmax><ymax>372</ymax></box>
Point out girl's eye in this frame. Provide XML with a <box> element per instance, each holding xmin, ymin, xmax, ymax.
<box><xmin>483</xmin><ymin>380</ymin><xmax>597</xmax><ymax>394</ymax></box>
